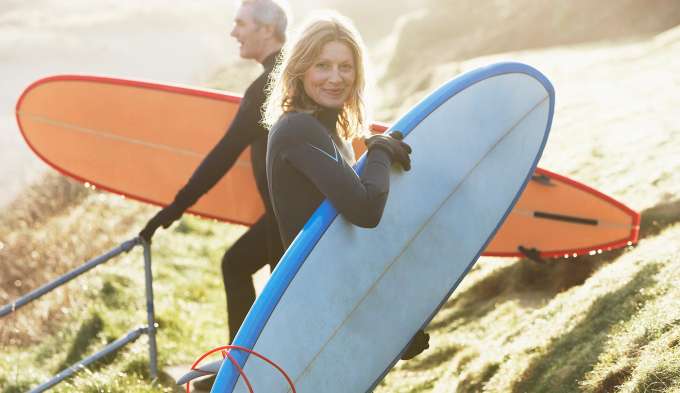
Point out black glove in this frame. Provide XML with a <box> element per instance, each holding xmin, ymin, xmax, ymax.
<box><xmin>364</xmin><ymin>131</ymin><xmax>412</xmax><ymax>171</ymax></box>
<box><xmin>139</xmin><ymin>203</ymin><xmax>184</xmax><ymax>243</ymax></box>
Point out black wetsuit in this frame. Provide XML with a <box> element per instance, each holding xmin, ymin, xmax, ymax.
<box><xmin>266</xmin><ymin>108</ymin><xmax>431</xmax><ymax>360</ymax></box>
<box><xmin>266</xmin><ymin>109</ymin><xmax>392</xmax><ymax>247</ymax></box>
<box><xmin>170</xmin><ymin>51</ymin><xmax>283</xmax><ymax>342</ymax></box>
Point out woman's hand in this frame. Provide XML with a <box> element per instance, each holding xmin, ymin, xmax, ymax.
<box><xmin>364</xmin><ymin>131</ymin><xmax>412</xmax><ymax>170</ymax></box>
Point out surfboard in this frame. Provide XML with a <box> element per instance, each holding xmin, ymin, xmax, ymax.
<box><xmin>486</xmin><ymin>168</ymin><xmax>639</xmax><ymax>258</ymax></box>
<box><xmin>14</xmin><ymin>75</ymin><xmax>638</xmax><ymax>259</ymax></box>
<box><xmin>196</xmin><ymin>62</ymin><xmax>556</xmax><ymax>392</ymax></box>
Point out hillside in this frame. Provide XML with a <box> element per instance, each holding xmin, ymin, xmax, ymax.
<box><xmin>379</xmin><ymin>0</ymin><xmax>680</xmax><ymax>115</ymax></box>
<box><xmin>2</xmin><ymin>2</ymin><xmax>680</xmax><ymax>392</ymax></box>
<box><xmin>371</xmin><ymin>20</ymin><xmax>680</xmax><ymax>393</ymax></box>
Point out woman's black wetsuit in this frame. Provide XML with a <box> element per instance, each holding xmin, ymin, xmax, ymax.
<box><xmin>266</xmin><ymin>109</ymin><xmax>392</xmax><ymax>247</ymax></box>
<box><xmin>266</xmin><ymin>108</ymin><xmax>430</xmax><ymax>359</ymax></box>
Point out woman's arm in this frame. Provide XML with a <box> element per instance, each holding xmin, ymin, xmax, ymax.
<box><xmin>280</xmin><ymin>115</ymin><xmax>409</xmax><ymax>228</ymax></box>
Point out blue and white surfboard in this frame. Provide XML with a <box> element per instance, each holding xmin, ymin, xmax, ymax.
<box><xmin>192</xmin><ymin>62</ymin><xmax>554</xmax><ymax>393</ymax></box>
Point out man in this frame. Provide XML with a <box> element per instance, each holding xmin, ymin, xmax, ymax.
<box><xmin>139</xmin><ymin>0</ymin><xmax>288</xmax><ymax>389</ymax></box>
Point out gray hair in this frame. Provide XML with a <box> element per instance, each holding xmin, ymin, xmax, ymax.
<box><xmin>241</xmin><ymin>0</ymin><xmax>290</xmax><ymax>42</ymax></box>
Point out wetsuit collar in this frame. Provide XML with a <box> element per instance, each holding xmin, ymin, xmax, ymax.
<box><xmin>262</xmin><ymin>49</ymin><xmax>281</xmax><ymax>70</ymax></box>
<box><xmin>316</xmin><ymin>108</ymin><xmax>341</xmax><ymax>133</ymax></box>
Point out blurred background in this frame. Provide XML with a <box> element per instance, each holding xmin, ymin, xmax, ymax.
<box><xmin>0</xmin><ymin>0</ymin><xmax>424</xmax><ymax>207</ymax></box>
<box><xmin>1</xmin><ymin>0</ymin><xmax>679</xmax><ymax>207</ymax></box>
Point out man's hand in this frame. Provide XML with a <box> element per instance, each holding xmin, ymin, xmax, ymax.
<box><xmin>139</xmin><ymin>203</ymin><xmax>184</xmax><ymax>243</ymax></box>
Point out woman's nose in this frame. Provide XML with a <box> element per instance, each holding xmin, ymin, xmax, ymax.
<box><xmin>328</xmin><ymin>67</ymin><xmax>342</xmax><ymax>83</ymax></box>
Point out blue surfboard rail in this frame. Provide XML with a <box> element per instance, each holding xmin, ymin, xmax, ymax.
<box><xmin>212</xmin><ymin>62</ymin><xmax>555</xmax><ymax>393</ymax></box>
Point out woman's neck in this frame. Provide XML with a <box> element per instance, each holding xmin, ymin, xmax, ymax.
<box><xmin>316</xmin><ymin>107</ymin><xmax>341</xmax><ymax>134</ymax></box>
<box><xmin>316</xmin><ymin>107</ymin><xmax>355</xmax><ymax>164</ymax></box>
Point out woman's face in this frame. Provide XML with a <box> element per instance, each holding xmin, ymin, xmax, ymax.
<box><xmin>302</xmin><ymin>40</ymin><xmax>356</xmax><ymax>109</ymax></box>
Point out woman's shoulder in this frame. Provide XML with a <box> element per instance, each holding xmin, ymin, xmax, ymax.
<box><xmin>271</xmin><ymin>112</ymin><xmax>326</xmax><ymax>142</ymax></box>
<box><xmin>276</xmin><ymin>111</ymin><xmax>318</xmax><ymax>127</ymax></box>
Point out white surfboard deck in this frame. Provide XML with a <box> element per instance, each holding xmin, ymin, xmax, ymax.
<box><xmin>199</xmin><ymin>62</ymin><xmax>554</xmax><ymax>393</ymax></box>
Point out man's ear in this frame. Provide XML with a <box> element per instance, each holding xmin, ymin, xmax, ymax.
<box><xmin>261</xmin><ymin>23</ymin><xmax>276</xmax><ymax>39</ymax></box>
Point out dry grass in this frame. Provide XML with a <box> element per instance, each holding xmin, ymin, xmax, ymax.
<box><xmin>0</xmin><ymin>173</ymin><xmax>152</xmax><ymax>346</ymax></box>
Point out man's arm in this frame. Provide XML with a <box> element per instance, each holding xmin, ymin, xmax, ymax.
<box><xmin>139</xmin><ymin>82</ymin><xmax>266</xmax><ymax>242</ymax></box>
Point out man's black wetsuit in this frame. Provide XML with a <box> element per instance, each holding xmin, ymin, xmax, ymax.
<box><xmin>169</xmin><ymin>51</ymin><xmax>283</xmax><ymax>342</ymax></box>
<box><xmin>266</xmin><ymin>109</ymin><xmax>392</xmax><ymax>246</ymax></box>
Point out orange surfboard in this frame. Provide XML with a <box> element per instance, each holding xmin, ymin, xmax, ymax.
<box><xmin>15</xmin><ymin>75</ymin><xmax>639</xmax><ymax>258</ymax></box>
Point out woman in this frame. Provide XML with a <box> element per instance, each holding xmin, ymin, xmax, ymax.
<box><xmin>264</xmin><ymin>12</ymin><xmax>429</xmax><ymax>360</ymax></box>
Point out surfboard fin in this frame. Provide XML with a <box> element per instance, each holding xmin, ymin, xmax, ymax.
<box><xmin>176</xmin><ymin>359</ymin><xmax>222</xmax><ymax>385</ymax></box>
<box><xmin>531</xmin><ymin>173</ymin><xmax>554</xmax><ymax>186</ymax></box>
<box><xmin>518</xmin><ymin>246</ymin><xmax>546</xmax><ymax>263</ymax></box>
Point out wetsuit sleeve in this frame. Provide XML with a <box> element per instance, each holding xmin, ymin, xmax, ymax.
<box><xmin>282</xmin><ymin>122</ymin><xmax>393</xmax><ymax>228</ymax></box>
<box><xmin>171</xmin><ymin>86</ymin><xmax>264</xmax><ymax>210</ymax></box>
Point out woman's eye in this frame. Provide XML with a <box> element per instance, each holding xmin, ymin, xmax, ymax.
<box><xmin>316</xmin><ymin>63</ymin><xmax>330</xmax><ymax>70</ymax></box>
<box><xmin>340</xmin><ymin>64</ymin><xmax>353</xmax><ymax>72</ymax></box>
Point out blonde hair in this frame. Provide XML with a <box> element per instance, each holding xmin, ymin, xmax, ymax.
<box><xmin>263</xmin><ymin>11</ymin><xmax>371</xmax><ymax>141</ymax></box>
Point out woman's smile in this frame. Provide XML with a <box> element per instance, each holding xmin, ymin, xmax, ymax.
<box><xmin>303</xmin><ymin>40</ymin><xmax>356</xmax><ymax>109</ymax></box>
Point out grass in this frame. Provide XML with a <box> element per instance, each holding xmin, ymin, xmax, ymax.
<box><xmin>0</xmin><ymin>174</ymin><xmax>247</xmax><ymax>392</ymax></box>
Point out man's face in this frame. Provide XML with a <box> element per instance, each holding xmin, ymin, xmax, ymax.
<box><xmin>230</xmin><ymin>4</ymin><xmax>268</xmax><ymax>61</ymax></box>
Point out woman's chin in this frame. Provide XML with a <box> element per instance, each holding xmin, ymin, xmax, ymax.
<box><xmin>317</xmin><ymin>99</ymin><xmax>345</xmax><ymax>109</ymax></box>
